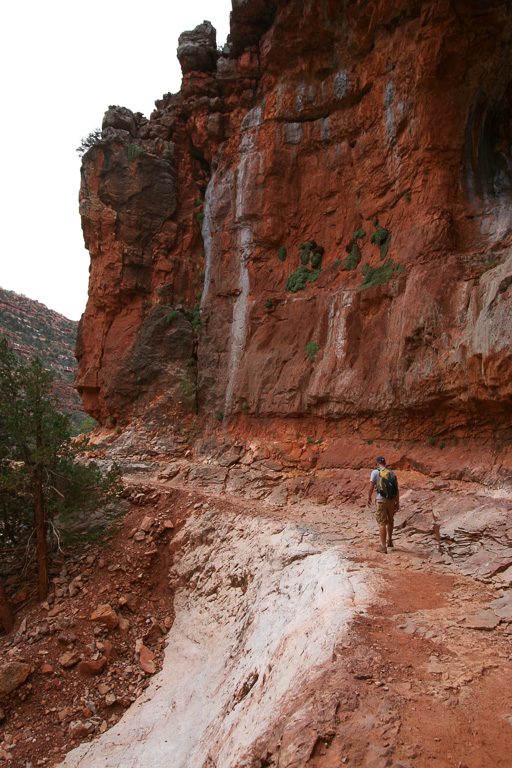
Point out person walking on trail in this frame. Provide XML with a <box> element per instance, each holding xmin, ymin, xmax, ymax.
<box><xmin>367</xmin><ymin>457</ymin><xmax>399</xmax><ymax>554</ymax></box>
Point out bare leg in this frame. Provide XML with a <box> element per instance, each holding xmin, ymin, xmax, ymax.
<box><xmin>379</xmin><ymin>525</ymin><xmax>387</xmax><ymax>548</ymax></box>
<box><xmin>386</xmin><ymin>524</ymin><xmax>393</xmax><ymax>546</ymax></box>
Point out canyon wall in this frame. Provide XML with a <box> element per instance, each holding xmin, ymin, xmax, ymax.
<box><xmin>75</xmin><ymin>0</ymin><xmax>512</xmax><ymax>475</ymax></box>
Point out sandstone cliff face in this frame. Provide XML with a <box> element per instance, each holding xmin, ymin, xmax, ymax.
<box><xmin>76</xmin><ymin>1</ymin><xmax>512</xmax><ymax>471</ymax></box>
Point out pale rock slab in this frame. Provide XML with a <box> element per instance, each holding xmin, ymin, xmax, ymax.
<box><xmin>56</xmin><ymin>508</ymin><xmax>371</xmax><ymax>768</ymax></box>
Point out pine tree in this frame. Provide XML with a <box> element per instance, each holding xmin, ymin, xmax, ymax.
<box><xmin>0</xmin><ymin>339</ymin><xmax>121</xmax><ymax>616</ymax></box>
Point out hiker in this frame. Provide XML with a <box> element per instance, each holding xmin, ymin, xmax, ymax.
<box><xmin>367</xmin><ymin>456</ymin><xmax>399</xmax><ymax>554</ymax></box>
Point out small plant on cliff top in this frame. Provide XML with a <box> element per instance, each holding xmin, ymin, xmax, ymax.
<box><xmin>306</xmin><ymin>341</ymin><xmax>319</xmax><ymax>363</ymax></box>
<box><xmin>76</xmin><ymin>128</ymin><xmax>101</xmax><ymax>157</ymax></box>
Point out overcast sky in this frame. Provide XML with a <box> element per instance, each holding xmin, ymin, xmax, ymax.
<box><xmin>0</xmin><ymin>0</ymin><xmax>232</xmax><ymax>321</ymax></box>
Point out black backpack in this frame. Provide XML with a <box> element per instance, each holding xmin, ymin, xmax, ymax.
<box><xmin>377</xmin><ymin>468</ymin><xmax>398</xmax><ymax>499</ymax></box>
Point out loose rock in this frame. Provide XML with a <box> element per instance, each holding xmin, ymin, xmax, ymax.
<box><xmin>0</xmin><ymin>662</ymin><xmax>32</xmax><ymax>695</ymax></box>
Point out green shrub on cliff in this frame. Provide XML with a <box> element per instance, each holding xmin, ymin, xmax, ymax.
<box><xmin>306</xmin><ymin>341</ymin><xmax>319</xmax><ymax>363</ymax></box>
<box><xmin>311</xmin><ymin>252</ymin><xmax>323</xmax><ymax>270</ymax></box>
<box><xmin>359</xmin><ymin>259</ymin><xmax>404</xmax><ymax>290</ymax></box>
<box><xmin>285</xmin><ymin>265</ymin><xmax>321</xmax><ymax>293</ymax></box>
<box><xmin>191</xmin><ymin>303</ymin><xmax>201</xmax><ymax>330</ymax></box>
<box><xmin>165</xmin><ymin>311</ymin><xmax>178</xmax><ymax>324</ymax></box>
<box><xmin>345</xmin><ymin>242</ymin><xmax>361</xmax><ymax>271</ymax></box>
<box><xmin>277</xmin><ymin>247</ymin><xmax>287</xmax><ymax>262</ymax></box>
<box><xmin>371</xmin><ymin>223</ymin><xmax>391</xmax><ymax>260</ymax></box>
<box><xmin>124</xmin><ymin>144</ymin><xmax>144</xmax><ymax>161</ymax></box>
<box><xmin>285</xmin><ymin>240</ymin><xmax>325</xmax><ymax>293</ymax></box>
<box><xmin>180</xmin><ymin>376</ymin><xmax>197</xmax><ymax>411</ymax></box>
<box><xmin>300</xmin><ymin>243</ymin><xmax>312</xmax><ymax>265</ymax></box>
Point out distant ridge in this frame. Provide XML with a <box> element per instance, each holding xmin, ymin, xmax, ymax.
<box><xmin>0</xmin><ymin>287</ymin><xmax>86</xmax><ymax>428</ymax></box>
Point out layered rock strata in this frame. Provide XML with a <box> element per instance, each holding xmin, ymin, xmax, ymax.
<box><xmin>76</xmin><ymin>0</ymin><xmax>512</xmax><ymax>472</ymax></box>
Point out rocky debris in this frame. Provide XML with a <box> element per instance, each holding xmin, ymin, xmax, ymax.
<box><xmin>463</xmin><ymin>610</ymin><xmax>501</xmax><ymax>630</ymax></box>
<box><xmin>489</xmin><ymin>592</ymin><xmax>512</xmax><ymax>622</ymax></box>
<box><xmin>139</xmin><ymin>646</ymin><xmax>156</xmax><ymax>675</ymax></box>
<box><xmin>59</xmin><ymin>651</ymin><xmax>82</xmax><ymax>668</ymax></box>
<box><xmin>438</xmin><ymin>502</ymin><xmax>512</xmax><ymax>581</ymax></box>
<box><xmin>118</xmin><ymin>593</ymin><xmax>140</xmax><ymax>613</ymax></box>
<box><xmin>89</xmin><ymin>604</ymin><xmax>119</xmax><ymax>632</ymax></box>
<box><xmin>0</xmin><ymin>661</ymin><xmax>31</xmax><ymax>696</ymax></box>
<box><xmin>78</xmin><ymin>657</ymin><xmax>107</xmax><ymax>676</ymax></box>
<box><xmin>68</xmin><ymin>719</ymin><xmax>96</xmax><ymax>741</ymax></box>
<box><xmin>0</xmin><ymin>488</ymin><xmax>179</xmax><ymax>768</ymax></box>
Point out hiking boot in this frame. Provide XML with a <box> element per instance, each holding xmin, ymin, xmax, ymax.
<box><xmin>376</xmin><ymin>545</ymin><xmax>387</xmax><ymax>554</ymax></box>
<box><xmin>387</xmin><ymin>540</ymin><xmax>394</xmax><ymax>548</ymax></box>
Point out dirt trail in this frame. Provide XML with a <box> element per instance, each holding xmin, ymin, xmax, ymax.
<box><xmin>117</xmin><ymin>474</ymin><xmax>512</xmax><ymax>768</ymax></box>
<box><xmin>267</xmin><ymin>491</ymin><xmax>512</xmax><ymax>768</ymax></box>
<box><xmin>2</xmin><ymin>470</ymin><xmax>512</xmax><ymax>768</ymax></box>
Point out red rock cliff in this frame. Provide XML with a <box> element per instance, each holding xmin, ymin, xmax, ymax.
<box><xmin>76</xmin><ymin>0</ymin><xmax>512</xmax><ymax>475</ymax></box>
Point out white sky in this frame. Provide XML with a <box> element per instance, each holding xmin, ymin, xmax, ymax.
<box><xmin>0</xmin><ymin>0</ymin><xmax>232</xmax><ymax>321</ymax></box>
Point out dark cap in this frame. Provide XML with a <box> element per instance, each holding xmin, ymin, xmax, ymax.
<box><xmin>376</xmin><ymin>456</ymin><xmax>386</xmax><ymax>465</ymax></box>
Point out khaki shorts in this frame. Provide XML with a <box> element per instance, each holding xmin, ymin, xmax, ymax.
<box><xmin>375</xmin><ymin>497</ymin><xmax>396</xmax><ymax>526</ymax></box>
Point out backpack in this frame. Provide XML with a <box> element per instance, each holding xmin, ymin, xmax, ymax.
<box><xmin>377</xmin><ymin>468</ymin><xmax>398</xmax><ymax>499</ymax></box>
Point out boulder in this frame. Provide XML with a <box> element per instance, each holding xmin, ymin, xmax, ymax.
<box><xmin>139</xmin><ymin>645</ymin><xmax>156</xmax><ymax>674</ymax></box>
<box><xmin>68</xmin><ymin>720</ymin><xmax>96</xmax><ymax>740</ymax></box>
<box><xmin>177</xmin><ymin>21</ymin><xmax>217</xmax><ymax>74</ymax></box>
<box><xmin>59</xmin><ymin>651</ymin><xmax>81</xmax><ymax>668</ymax></box>
<box><xmin>0</xmin><ymin>662</ymin><xmax>31</xmax><ymax>696</ymax></box>
<box><xmin>90</xmin><ymin>604</ymin><xmax>119</xmax><ymax>631</ymax></box>
<box><xmin>78</xmin><ymin>657</ymin><xmax>107</xmax><ymax>676</ymax></box>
